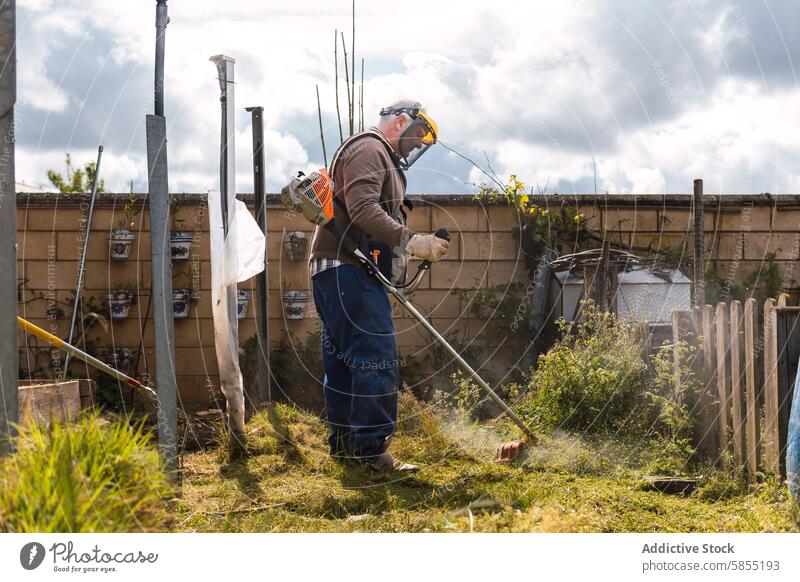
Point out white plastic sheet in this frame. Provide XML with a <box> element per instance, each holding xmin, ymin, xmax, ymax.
<box><xmin>209</xmin><ymin>190</ymin><xmax>265</xmax><ymax>434</ymax></box>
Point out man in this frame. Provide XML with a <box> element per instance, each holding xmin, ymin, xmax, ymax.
<box><xmin>309</xmin><ymin>99</ymin><xmax>449</xmax><ymax>472</ymax></box>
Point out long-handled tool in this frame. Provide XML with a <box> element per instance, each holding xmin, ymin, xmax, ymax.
<box><xmin>282</xmin><ymin>170</ymin><xmax>538</xmax><ymax>448</ymax></box>
<box><xmin>17</xmin><ymin>316</ymin><xmax>157</xmax><ymax>406</ymax></box>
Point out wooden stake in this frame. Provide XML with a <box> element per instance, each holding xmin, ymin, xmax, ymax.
<box><xmin>715</xmin><ymin>302</ymin><xmax>731</xmax><ymax>454</ymax></box>
<box><xmin>316</xmin><ymin>84</ymin><xmax>328</xmax><ymax>168</ymax></box>
<box><xmin>360</xmin><ymin>58</ymin><xmax>365</xmax><ymax>132</ymax></box>
<box><xmin>351</xmin><ymin>0</ymin><xmax>355</xmax><ymax>136</ymax></box>
<box><xmin>763</xmin><ymin>298</ymin><xmax>780</xmax><ymax>477</ymax></box>
<box><xmin>744</xmin><ymin>298</ymin><xmax>760</xmax><ymax>482</ymax></box>
<box><xmin>334</xmin><ymin>29</ymin><xmax>343</xmax><ymax>143</ymax></box>
<box><xmin>730</xmin><ymin>299</ymin><xmax>745</xmax><ymax>468</ymax></box>
<box><xmin>341</xmin><ymin>32</ymin><xmax>352</xmax><ymax>136</ymax></box>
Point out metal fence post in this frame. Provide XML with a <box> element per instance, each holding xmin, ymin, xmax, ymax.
<box><xmin>0</xmin><ymin>1</ymin><xmax>18</xmax><ymax>452</ymax></box>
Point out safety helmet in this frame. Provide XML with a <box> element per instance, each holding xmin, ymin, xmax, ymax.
<box><xmin>379</xmin><ymin>102</ymin><xmax>438</xmax><ymax>170</ymax></box>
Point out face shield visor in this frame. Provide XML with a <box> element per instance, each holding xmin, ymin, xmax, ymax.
<box><xmin>380</xmin><ymin>105</ymin><xmax>438</xmax><ymax>170</ymax></box>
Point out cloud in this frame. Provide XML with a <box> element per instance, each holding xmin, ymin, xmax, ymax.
<box><xmin>12</xmin><ymin>0</ymin><xmax>800</xmax><ymax>196</ymax></box>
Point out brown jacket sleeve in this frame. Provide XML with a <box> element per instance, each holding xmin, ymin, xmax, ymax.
<box><xmin>340</xmin><ymin>140</ymin><xmax>414</xmax><ymax>248</ymax></box>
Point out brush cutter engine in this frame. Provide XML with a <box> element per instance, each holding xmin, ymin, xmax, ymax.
<box><xmin>281</xmin><ymin>169</ymin><xmax>448</xmax><ymax>295</ymax></box>
<box><xmin>281</xmin><ymin>169</ymin><xmax>334</xmax><ymax>227</ymax></box>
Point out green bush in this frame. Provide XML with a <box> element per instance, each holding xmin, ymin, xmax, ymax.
<box><xmin>517</xmin><ymin>303</ymin><xmax>648</xmax><ymax>433</ymax></box>
<box><xmin>0</xmin><ymin>412</ymin><xmax>172</xmax><ymax>532</ymax></box>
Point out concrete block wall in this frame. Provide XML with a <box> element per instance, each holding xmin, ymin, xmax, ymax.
<box><xmin>15</xmin><ymin>193</ymin><xmax>530</xmax><ymax>411</ymax></box>
<box><xmin>554</xmin><ymin>194</ymin><xmax>800</xmax><ymax>293</ymax></box>
<box><xmin>16</xmin><ymin>192</ymin><xmax>797</xmax><ymax>411</ymax></box>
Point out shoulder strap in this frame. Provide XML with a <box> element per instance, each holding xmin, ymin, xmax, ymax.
<box><xmin>329</xmin><ymin>128</ymin><xmax>401</xmax><ymax>178</ymax></box>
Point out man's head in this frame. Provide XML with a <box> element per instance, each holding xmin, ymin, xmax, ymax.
<box><xmin>376</xmin><ymin>99</ymin><xmax>438</xmax><ymax>170</ymax></box>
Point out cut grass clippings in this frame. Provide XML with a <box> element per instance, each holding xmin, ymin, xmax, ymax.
<box><xmin>174</xmin><ymin>394</ymin><xmax>800</xmax><ymax>533</ymax></box>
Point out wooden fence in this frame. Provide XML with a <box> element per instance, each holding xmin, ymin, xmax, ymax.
<box><xmin>671</xmin><ymin>295</ymin><xmax>799</xmax><ymax>483</ymax></box>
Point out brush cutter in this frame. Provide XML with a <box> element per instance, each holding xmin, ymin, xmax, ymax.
<box><xmin>282</xmin><ymin>170</ymin><xmax>537</xmax><ymax>456</ymax></box>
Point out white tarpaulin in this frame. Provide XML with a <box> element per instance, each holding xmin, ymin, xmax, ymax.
<box><xmin>209</xmin><ymin>189</ymin><xmax>265</xmax><ymax>434</ymax></box>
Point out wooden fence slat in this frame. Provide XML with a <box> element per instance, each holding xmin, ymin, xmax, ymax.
<box><xmin>764</xmin><ymin>298</ymin><xmax>780</xmax><ymax>478</ymax></box>
<box><xmin>744</xmin><ymin>298</ymin><xmax>761</xmax><ymax>482</ymax></box>
<box><xmin>715</xmin><ymin>302</ymin><xmax>732</xmax><ymax>454</ymax></box>
<box><xmin>774</xmin><ymin>307</ymin><xmax>800</xmax><ymax>481</ymax></box>
<box><xmin>730</xmin><ymin>300</ymin><xmax>745</xmax><ymax>468</ymax></box>
<box><xmin>701</xmin><ymin>304</ymin><xmax>720</xmax><ymax>458</ymax></box>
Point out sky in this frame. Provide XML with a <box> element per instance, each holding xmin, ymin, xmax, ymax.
<box><xmin>13</xmin><ymin>0</ymin><xmax>800</xmax><ymax>195</ymax></box>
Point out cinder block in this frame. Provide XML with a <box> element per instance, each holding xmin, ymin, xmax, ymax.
<box><xmin>655</xmin><ymin>209</ymin><xmax>716</xmax><ymax>233</ymax></box>
<box><xmin>487</xmin><ymin>260</ymin><xmax>526</xmax><ymax>287</ymax></box>
<box><xmin>745</xmin><ymin>232</ymin><xmax>800</xmax><ymax>261</ymax></box>
<box><xmin>267</xmin><ymin>208</ymin><xmax>315</xmax><ymax>233</ymax></box>
<box><xmin>173</xmin><ymin>317</ymin><xmax>216</xmax><ymax>346</ymax></box>
<box><xmin>603</xmin><ymin>208</ymin><xmax>659</xmax><ymax>232</ymax></box>
<box><xmin>715</xmin><ymin>233</ymin><xmax>746</xmax><ymax>262</ymax></box>
<box><xmin>56</xmin><ymin>230</ymin><xmax>112</xmax><ymax>261</ymax></box>
<box><xmin>581</xmin><ymin>205</ymin><xmax>603</xmax><ymax>232</ymax></box>
<box><xmin>460</xmin><ymin>231</ymin><xmax>520</xmax><ymax>261</ymax></box>
<box><xmin>175</xmin><ymin>347</ymin><xmax>218</xmax><ymax>376</ymax></box>
<box><xmin>478</xmin><ymin>205</ymin><xmax>522</xmax><ymax>232</ymax></box>
<box><xmin>630</xmin><ymin>232</ymin><xmax>687</xmax><ymax>253</ymax></box>
<box><xmin>770</xmin><ymin>207</ymin><xmax>800</xmax><ymax>231</ymax></box>
<box><xmin>405</xmin><ymin>204</ymin><xmax>431</xmax><ymax>232</ymax></box>
<box><xmin>716</xmin><ymin>209</ymin><xmax>743</xmax><ymax>231</ymax></box>
<box><xmin>407</xmin><ymin>290</ymin><xmax>463</xmax><ymax>318</ymax></box>
<box><xmin>83</xmin><ymin>259</ymin><xmax>151</xmax><ymax>291</ymax></box>
<box><xmin>176</xmin><ymin>375</ymin><xmax>213</xmax><ymax>407</ymax></box>
<box><xmin>20</xmin><ymin>260</ymin><xmax>78</xmax><ymax>291</ymax></box>
<box><xmin>268</xmin><ymin>257</ymin><xmax>312</xmax><ymax>291</ymax></box>
<box><xmin>24</xmin><ymin>206</ymin><xmax>60</xmax><ymax>231</ymax></box>
<box><xmin>430</xmin><ymin>260</ymin><xmax>488</xmax><ymax>290</ymax></box>
<box><xmin>432</xmin><ymin>204</ymin><xmax>480</xmax><ymax>233</ymax></box>
<box><xmin>18</xmin><ymin>231</ymin><xmax>58</xmax><ymax>260</ymax></box>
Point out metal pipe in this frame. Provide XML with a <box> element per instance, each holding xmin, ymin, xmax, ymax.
<box><xmin>246</xmin><ymin>106</ymin><xmax>271</xmax><ymax>405</ymax></box>
<box><xmin>62</xmin><ymin>145</ymin><xmax>103</xmax><ymax>376</ymax></box>
<box><xmin>0</xmin><ymin>0</ymin><xmax>18</xmax><ymax>451</ymax></box>
<box><xmin>210</xmin><ymin>55</ymin><xmax>237</xmax><ymax>329</ymax></box>
<box><xmin>154</xmin><ymin>0</ymin><xmax>168</xmax><ymax>116</ymax></box>
<box><xmin>148</xmin><ymin>1</ymin><xmax>177</xmax><ymax>474</ymax></box>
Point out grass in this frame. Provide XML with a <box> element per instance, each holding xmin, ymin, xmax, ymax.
<box><xmin>173</xmin><ymin>394</ymin><xmax>800</xmax><ymax>533</ymax></box>
<box><xmin>2</xmin><ymin>397</ymin><xmax>796</xmax><ymax>533</ymax></box>
<box><xmin>0</xmin><ymin>412</ymin><xmax>174</xmax><ymax>532</ymax></box>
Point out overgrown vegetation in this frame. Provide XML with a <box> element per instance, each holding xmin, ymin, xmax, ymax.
<box><xmin>517</xmin><ymin>303</ymin><xmax>649</xmax><ymax>433</ymax></box>
<box><xmin>474</xmin><ymin>175</ymin><xmax>592</xmax><ymax>269</ymax></box>
<box><xmin>0</xmin><ymin>413</ymin><xmax>172</xmax><ymax>532</ymax></box>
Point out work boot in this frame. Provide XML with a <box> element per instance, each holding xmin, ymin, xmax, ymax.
<box><xmin>366</xmin><ymin>450</ymin><xmax>420</xmax><ymax>473</ymax></box>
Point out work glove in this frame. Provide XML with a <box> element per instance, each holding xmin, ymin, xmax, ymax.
<box><xmin>405</xmin><ymin>233</ymin><xmax>449</xmax><ymax>262</ymax></box>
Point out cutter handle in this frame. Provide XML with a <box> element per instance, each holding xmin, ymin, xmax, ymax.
<box><xmin>420</xmin><ymin>226</ymin><xmax>451</xmax><ymax>270</ymax></box>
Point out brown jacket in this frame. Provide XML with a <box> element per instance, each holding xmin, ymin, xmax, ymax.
<box><xmin>309</xmin><ymin>130</ymin><xmax>415</xmax><ymax>269</ymax></box>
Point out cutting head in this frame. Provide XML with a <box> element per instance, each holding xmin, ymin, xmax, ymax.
<box><xmin>281</xmin><ymin>169</ymin><xmax>334</xmax><ymax>226</ymax></box>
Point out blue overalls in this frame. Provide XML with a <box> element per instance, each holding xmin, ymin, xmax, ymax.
<box><xmin>312</xmin><ymin>264</ymin><xmax>399</xmax><ymax>460</ymax></box>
